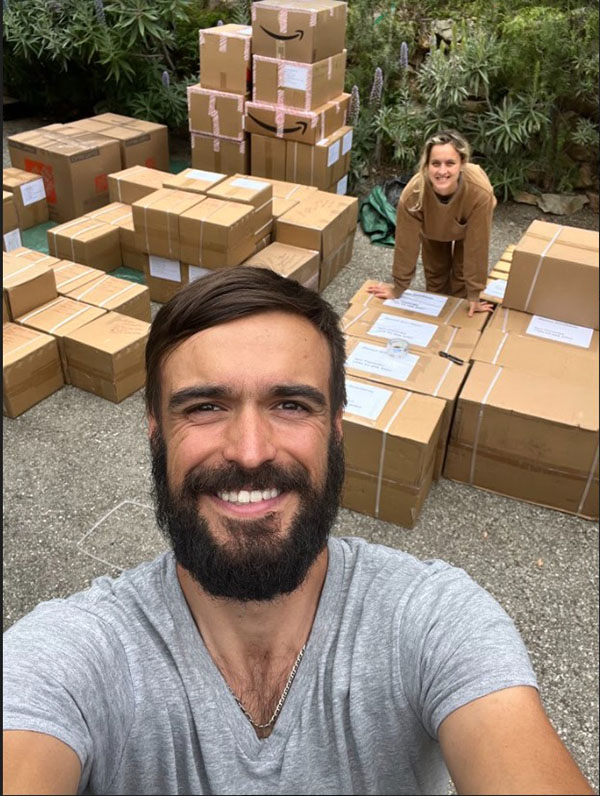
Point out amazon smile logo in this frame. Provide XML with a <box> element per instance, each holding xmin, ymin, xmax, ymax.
<box><xmin>247</xmin><ymin>114</ymin><xmax>308</xmax><ymax>135</ymax></box>
<box><xmin>259</xmin><ymin>25</ymin><xmax>304</xmax><ymax>41</ymax></box>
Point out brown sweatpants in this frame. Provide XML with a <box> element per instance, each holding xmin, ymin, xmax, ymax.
<box><xmin>421</xmin><ymin>237</ymin><xmax>467</xmax><ymax>298</ymax></box>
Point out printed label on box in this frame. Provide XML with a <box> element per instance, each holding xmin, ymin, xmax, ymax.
<box><xmin>327</xmin><ymin>140</ymin><xmax>340</xmax><ymax>167</ymax></box>
<box><xmin>384</xmin><ymin>289</ymin><xmax>448</xmax><ymax>317</ymax></box>
<box><xmin>342</xmin><ymin>130</ymin><xmax>353</xmax><ymax>155</ymax></box>
<box><xmin>20</xmin><ymin>178</ymin><xmax>46</xmax><ymax>206</ymax></box>
<box><xmin>345</xmin><ymin>379</ymin><xmax>393</xmax><ymax>421</ymax></box>
<box><xmin>368</xmin><ymin>314</ymin><xmax>438</xmax><ymax>347</ymax></box>
<box><xmin>149</xmin><ymin>256</ymin><xmax>181</xmax><ymax>282</ymax></box>
<box><xmin>3</xmin><ymin>228</ymin><xmax>23</xmax><ymax>252</ymax></box>
<box><xmin>347</xmin><ymin>342</ymin><xmax>419</xmax><ymax>382</ymax></box>
<box><xmin>336</xmin><ymin>175</ymin><xmax>348</xmax><ymax>195</ymax></box>
<box><xmin>231</xmin><ymin>177</ymin><xmax>270</xmax><ymax>192</ymax></box>
<box><xmin>187</xmin><ymin>169</ymin><xmax>223</xmax><ymax>182</ymax></box>
<box><xmin>484</xmin><ymin>279</ymin><xmax>506</xmax><ymax>298</ymax></box>
<box><xmin>188</xmin><ymin>265</ymin><xmax>214</xmax><ymax>282</ymax></box>
<box><xmin>526</xmin><ymin>315</ymin><xmax>594</xmax><ymax>349</ymax></box>
<box><xmin>24</xmin><ymin>158</ymin><xmax>56</xmax><ymax>204</ymax></box>
<box><xmin>281</xmin><ymin>65</ymin><xmax>309</xmax><ymax>91</ymax></box>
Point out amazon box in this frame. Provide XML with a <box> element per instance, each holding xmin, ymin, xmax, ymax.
<box><xmin>191</xmin><ymin>133</ymin><xmax>250</xmax><ymax>175</ymax></box>
<box><xmin>67</xmin><ymin>117</ymin><xmax>169</xmax><ymax>172</ymax></box>
<box><xmin>48</xmin><ymin>218</ymin><xmax>121</xmax><ymax>272</ymax></box>
<box><xmin>251</xmin><ymin>134</ymin><xmax>287</xmax><ymax>180</ymax></box>
<box><xmin>8</xmin><ymin>127</ymin><xmax>121</xmax><ymax>222</ymax></box>
<box><xmin>349</xmin><ymin>282</ymin><xmax>489</xmax><ymax>333</ymax></box>
<box><xmin>199</xmin><ymin>24</ymin><xmax>252</xmax><ymax>96</ymax></box>
<box><xmin>286</xmin><ymin>125</ymin><xmax>352</xmax><ymax>188</ymax></box>
<box><xmin>245</xmin><ymin>93</ymin><xmax>350</xmax><ymax>144</ymax></box>
<box><xmin>206</xmin><ymin>174</ymin><xmax>273</xmax><ymax>245</ymax></box>
<box><xmin>65</xmin><ymin>274</ymin><xmax>151</xmax><ymax>323</ymax></box>
<box><xmin>253</xmin><ymin>51</ymin><xmax>346</xmax><ymax>110</ymax></box>
<box><xmin>3</xmin><ymin>323</ymin><xmax>64</xmax><ymax>417</ymax></box>
<box><xmin>16</xmin><ymin>297</ymin><xmax>106</xmax><ymax>382</ymax></box>
<box><xmin>342</xmin><ymin>376</ymin><xmax>445</xmax><ymax>528</ymax></box>
<box><xmin>251</xmin><ymin>0</ymin><xmax>347</xmax><ymax>63</ymax></box>
<box><xmin>443</xmin><ymin>361</ymin><xmax>598</xmax><ymax>520</ymax></box>
<box><xmin>63</xmin><ymin>311</ymin><xmax>150</xmax><ymax>402</ymax></box>
<box><xmin>243</xmin><ymin>241</ymin><xmax>320</xmax><ymax>290</ymax></box>
<box><xmin>163</xmin><ymin>168</ymin><xmax>227</xmax><ymax>195</ymax></box>
<box><xmin>188</xmin><ymin>85</ymin><xmax>246</xmax><ymax>140</ymax></box>
<box><xmin>3</xmin><ymin>255</ymin><xmax>58</xmax><ymax>319</ymax></box>
<box><xmin>143</xmin><ymin>256</ymin><xmax>187</xmax><ymax>303</ymax></box>
<box><xmin>108</xmin><ymin>165</ymin><xmax>171</xmax><ymax>205</ymax></box>
<box><xmin>502</xmin><ymin>221</ymin><xmax>599</xmax><ymax>329</ymax></box>
<box><xmin>3</xmin><ymin>167</ymin><xmax>48</xmax><ymax>229</ymax></box>
<box><xmin>2</xmin><ymin>191</ymin><xmax>22</xmax><ymax>252</ymax></box>
<box><xmin>51</xmin><ymin>261</ymin><xmax>105</xmax><ymax>295</ymax></box>
<box><xmin>179</xmin><ymin>198</ymin><xmax>256</xmax><ymax>268</ymax></box>
<box><xmin>131</xmin><ymin>189</ymin><xmax>205</xmax><ymax>260</ymax></box>
<box><xmin>345</xmin><ymin>335</ymin><xmax>470</xmax><ymax>479</ymax></box>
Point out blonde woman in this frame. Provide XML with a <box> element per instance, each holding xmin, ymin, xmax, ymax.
<box><xmin>367</xmin><ymin>130</ymin><xmax>496</xmax><ymax>317</ymax></box>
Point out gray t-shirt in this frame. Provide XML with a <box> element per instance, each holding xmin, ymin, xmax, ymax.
<box><xmin>4</xmin><ymin>536</ymin><xmax>537</xmax><ymax>795</ymax></box>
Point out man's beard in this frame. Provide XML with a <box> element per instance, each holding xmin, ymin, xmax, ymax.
<box><xmin>150</xmin><ymin>429</ymin><xmax>345</xmax><ymax>602</ymax></box>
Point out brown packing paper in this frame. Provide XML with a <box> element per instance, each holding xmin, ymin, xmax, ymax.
<box><xmin>3</xmin><ymin>322</ymin><xmax>64</xmax><ymax>417</ymax></box>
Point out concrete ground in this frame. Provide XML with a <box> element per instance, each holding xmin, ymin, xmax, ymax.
<box><xmin>3</xmin><ymin>120</ymin><xmax>599</xmax><ymax>793</ymax></box>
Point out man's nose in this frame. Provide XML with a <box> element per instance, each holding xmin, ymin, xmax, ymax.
<box><xmin>222</xmin><ymin>405</ymin><xmax>277</xmax><ymax>469</ymax></box>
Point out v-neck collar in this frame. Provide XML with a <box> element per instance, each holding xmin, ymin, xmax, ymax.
<box><xmin>163</xmin><ymin>539</ymin><xmax>345</xmax><ymax>761</ymax></box>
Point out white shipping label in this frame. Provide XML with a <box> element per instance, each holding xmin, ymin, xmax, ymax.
<box><xmin>281</xmin><ymin>64</ymin><xmax>309</xmax><ymax>91</ymax></box>
<box><xmin>484</xmin><ymin>279</ymin><xmax>506</xmax><ymax>298</ymax></box>
<box><xmin>231</xmin><ymin>177</ymin><xmax>269</xmax><ymax>192</ymax></box>
<box><xmin>327</xmin><ymin>140</ymin><xmax>340</xmax><ymax>167</ymax></box>
<box><xmin>345</xmin><ymin>379</ymin><xmax>393</xmax><ymax>421</ymax></box>
<box><xmin>336</xmin><ymin>175</ymin><xmax>348</xmax><ymax>195</ymax></box>
<box><xmin>149</xmin><ymin>256</ymin><xmax>181</xmax><ymax>282</ymax></box>
<box><xmin>20</xmin><ymin>178</ymin><xmax>46</xmax><ymax>206</ymax></box>
<box><xmin>186</xmin><ymin>169</ymin><xmax>223</xmax><ymax>182</ymax></box>
<box><xmin>384</xmin><ymin>289</ymin><xmax>448</xmax><ymax>317</ymax></box>
<box><xmin>3</xmin><ymin>228</ymin><xmax>22</xmax><ymax>252</ymax></box>
<box><xmin>347</xmin><ymin>342</ymin><xmax>419</xmax><ymax>382</ymax></box>
<box><xmin>342</xmin><ymin>130</ymin><xmax>353</xmax><ymax>155</ymax></box>
<box><xmin>526</xmin><ymin>315</ymin><xmax>594</xmax><ymax>349</ymax></box>
<box><xmin>368</xmin><ymin>313</ymin><xmax>438</xmax><ymax>347</ymax></box>
<box><xmin>188</xmin><ymin>265</ymin><xmax>213</xmax><ymax>283</ymax></box>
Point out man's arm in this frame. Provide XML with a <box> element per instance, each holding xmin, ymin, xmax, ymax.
<box><xmin>3</xmin><ymin>730</ymin><xmax>82</xmax><ymax>796</ymax></box>
<box><xmin>438</xmin><ymin>685</ymin><xmax>594</xmax><ymax>795</ymax></box>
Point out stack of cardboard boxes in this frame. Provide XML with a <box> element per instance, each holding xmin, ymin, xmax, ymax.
<box><xmin>2</xmin><ymin>191</ymin><xmax>23</xmax><ymax>252</ymax></box>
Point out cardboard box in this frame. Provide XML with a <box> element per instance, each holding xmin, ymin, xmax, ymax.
<box><xmin>163</xmin><ymin>168</ymin><xmax>228</xmax><ymax>195</ymax></box>
<box><xmin>65</xmin><ymin>117</ymin><xmax>169</xmax><ymax>172</ymax></box>
<box><xmin>3</xmin><ymin>323</ymin><xmax>64</xmax><ymax>417</ymax></box>
<box><xmin>51</xmin><ymin>261</ymin><xmax>106</xmax><ymax>295</ymax></box>
<box><xmin>131</xmin><ymin>189</ymin><xmax>205</xmax><ymax>260</ymax></box>
<box><xmin>286</xmin><ymin>125</ymin><xmax>352</xmax><ymax>188</ymax></box>
<box><xmin>191</xmin><ymin>133</ymin><xmax>250</xmax><ymax>175</ymax></box>
<box><xmin>443</xmin><ymin>361</ymin><xmax>598</xmax><ymax>519</ymax></box>
<box><xmin>263</xmin><ymin>178</ymin><xmax>319</xmax><ymax>215</ymax></box>
<box><xmin>199</xmin><ymin>23</ymin><xmax>252</xmax><ymax>95</ymax></box>
<box><xmin>143</xmin><ymin>256</ymin><xmax>187</xmax><ymax>303</ymax></box>
<box><xmin>479</xmin><ymin>277</ymin><xmax>506</xmax><ymax>306</ymax></box>
<box><xmin>3</xmin><ymin>167</ymin><xmax>48</xmax><ymax>229</ymax></box>
<box><xmin>253</xmin><ymin>50</ymin><xmax>346</xmax><ymax>110</ymax></box>
<box><xmin>179</xmin><ymin>197</ymin><xmax>256</xmax><ymax>267</ymax></box>
<box><xmin>3</xmin><ymin>256</ymin><xmax>58</xmax><ymax>320</ymax></box>
<box><xmin>3</xmin><ymin>247</ymin><xmax>61</xmax><ymax>268</ymax></box>
<box><xmin>63</xmin><ymin>311</ymin><xmax>150</xmax><ymax>402</ymax></box>
<box><xmin>319</xmin><ymin>228</ymin><xmax>355</xmax><ymax>290</ymax></box>
<box><xmin>487</xmin><ymin>306</ymin><xmax>598</xmax><ymax>351</ymax></box>
<box><xmin>324</xmin><ymin>173</ymin><xmax>349</xmax><ymax>195</ymax></box>
<box><xmin>342</xmin><ymin>376</ymin><xmax>445</xmax><ymax>528</ymax></box>
<box><xmin>344</xmin><ymin>335</ymin><xmax>470</xmax><ymax>479</ymax></box>
<box><xmin>188</xmin><ymin>85</ymin><xmax>246</xmax><ymax>140</ymax></box>
<box><xmin>206</xmin><ymin>174</ymin><xmax>273</xmax><ymax>245</ymax></box>
<box><xmin>342</xmin><ymin>306</ymin><xmax>481</xmax><ymax>361</ymax></box>
<box><xmin>245</xmin><ymin>93</ymin><xmax>350</xmax><ymax>144</ymax></box>
<box><xmin>250</xmin><ymin>134</ymin><xmax>287</xmax><ymax>180</ymax></box>
<box><xmin>348</xmin><ymin>282</ymin><xmax>490</xmax><ymax>332</ymax></box>
<box><xmin>8</xmin><ymin>127</ymin><xmax>121</xmax><ymax>222</ymax></box>
<box><xmin>65</xmin><ymin>274</ymin><xmax>151</xmax><ymax>323</ymax></box>
<box><xmin>2</xmin><ymin>191</ymin><xmax>22</xmax><ymax>252</ymax></box>
<box><xmin>251</xmin><ymin>0</ymin><xmax>347</xmax><ymax>63</ymax></box>
<box><xmin>502</xmin><ymin>221</ymin><xmax>599</xmax><ymax>329</ymax></box>
<box><xmin>85</xmin><ymin>204</ymin><xmax>147</xmax><ymax>272</ymax></box>
<box><xmin>48</xmin><ymin>218</ymin><xmax>122</xmax><ymax>272</ymax></box>
<box><xmin>16</xmin><ymin>297</ymin><xmax>106</xmax><ymax>382</ymax></box>
<box><xmin>243</xmin><ymin>241</ymin><xmax>320</xmax><ymax>290</ymax></box>
<box><xmin>108</xmin><ymin>165</ymin><xmax>171</xmax><ymax>204</ymax></box>
<box><xmin>3</xmin><ymin>292</ymin><xmax>10</xmax><ymax>324</ymax></box>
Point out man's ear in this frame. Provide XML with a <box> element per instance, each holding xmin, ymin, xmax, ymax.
<box><xmin>147</xmin><ymin>413</ymin><xmax>158</xmax><ymax>440</ymax></box>
<box><xmin>333</xmin><ymin>408</ymin><xmax>343</xmax><ymax>440</ymax></box>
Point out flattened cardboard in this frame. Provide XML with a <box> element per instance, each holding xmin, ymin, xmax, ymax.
<box><xmin>108</xmin><ymin>165</ymin><xmax>171</xmax><ymax>205</ymax></box>
<box><xmin>503</xmin><ymin>220</ymin><xmax>599</xmax><ymax>329</ymax></box>
<box><xmin>245</xmin><ymin>93</ymin><xmax>350</xmax><ymax>144</ymax></box>
<box><xmin>163</xmin><ymin>168</ymin><xmax>228</xmax><ymax>195</ymax></box>
<box><xmin>179</xmin><ymin>197</ymin><xmax>256</xmax><ymax>267</ymax></box>
<box><xmin>3</xmin><ymin>256</ymin><xmax>58</xmax><ymax>319</ymax></box>
<box><xmin>251</xmin><ymin>0</ymin><xmax>347</xmax><ymax>63</ymax></box>
<box><xmin>131</xmin><ymin>188</ymin><xmax>206</xmax><ymax>260</ymax></box>
<box><xmin>443</xmin><ymin>361</ymin><xmax>598</xmax><ymax>519</ymax></box>
<box><xmin>286</xmin><ymin>125</ymin><xmax>352</xmax><ymax>188</ymax></box>
<box><xmin>199</xmin><ymin>24</ymin><xmax>252</xmax><ymax>96</ymax></box>
<box><xmin>191</xmin><ymin>133</ymin><xmax>250</xmax><ymax>175</ymax></box>
<box><xmin>65</xmin><ymin>274</ymin><xmax>151</xmax><ymax>323</ymax></box>
<box><xmin>252</xmin><ymin>50</ymin><xmax>346</xmax><ymax>110</ymax></box>
<box><xmin>48</xmin><ymin>218</ymin><xmax>122</xmax><ymax>272</ymax></box>
<box><xmin>250</xmin><ymin>134</ymin><xmax>287</xmax><ymax>180</ymax></box>
<box><xmin>3</xmin><ymin>322</ymin><xmax>64</xmax><ymax>417</ymax></box>
<box><xmin>243</xmin><ymin>241</ymin><xmax>319</xmax><ymax>289</ymax></box>
<box><xmin>188</xmin><ymin>85</ymin><xmax>246</xmax><ymax>140</ymax></box>
<box><xmin>3</xmin><ymin>167</ymin><xmax>48</xmax><ymax>229</ymax></box>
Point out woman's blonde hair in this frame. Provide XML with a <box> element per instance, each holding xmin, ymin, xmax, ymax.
<box><xmin>408</xmin><ymin>129</ymin><xmax>471</xmax><ymax>211</ymax></box>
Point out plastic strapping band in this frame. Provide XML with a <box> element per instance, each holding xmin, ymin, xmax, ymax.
<box><xmin>469</xmin><ymin>367</ymin><xmax>503</xmax><ymax>484</ymax></box>
<box><xmin>56</xmin><ymin>271</ymin><xmax>91</xmax><ymax>289</ymax></box>
<box><xmin>20</xmin><ymin>297</ymin><xmax>63</xmax><ymax>323</ymax></box>
<box><xmin>432</xmin><ymin>360</ymin><xmax>453</xmax><ymax>397</ymax></box>
<box><xmin>577</xmin><ymin>445</ymin><xmax>599</xmax><ymax>515</ymax></box>
<box><xmin>444</xmin><ymin>299</ymin><xmax>460</xmax><ymax>324</ymax></box>
<box><xmin>374</xmin><ymin>392</ymin><xmax>412</xmax><ymax>517</ymax></box>
<box><xmin>275</xmin><ymin>108</ymin><xmax>285</xmax><ymax>137</ymax></box>
<box><xmin>342</xmin><ymin>306</ymin><xmax>368</xmax><ymax>331</ymax></box>
<box><xmin>6</xmin><ymin>338</ymin><xmax>47</xmax><ymax>357</ymax></box>
<box><xmin>443</xmin><ymin>326</ymin><xmax>458</xmax><ymax>352</ymax></box>
<box><xmin>116</xmin><ymin>175</ymin><xmax>123</xmax><ymax>202</ymax></box>
<box><xmin>310</xmin><ymin>11</ymin><xmax>317</xmax><ymax>25</ymax></box>
<box><xmin>523</xmin><ymin>225</ymin><xmax>563</xmax><ymax>312</ymax></box>
<box><xmin>218</xmin><ymin>36</ymin><xmax>227</xmax><ymax>53</ymax></box>
<box><xmin>501</xmin><ymin>307</ymin><xmax>510</xmax><ymax>332</ymax></box>
<box><xmin>49</xmin><ymin>305</ymin><xmax>91</xmax><ymax>334</ymax></box>
<box><xmin>5</xmin><ymin>261</ymin><xmax>42</xmax><ymax>280</ymax></box>
<box><xmin>75</xmin><ymin>274</ymin><xmax>111</xmax><ymax>301</ymax></box>
<box><xmin>491</xmin><ymin>332</ymin><xmax>509</xmax><ymax>365</ymax></box>
<box><xmin>290</xmin><ymin>142</ymin><xmax>298</xmax><ymax>179</ymax></box>
<box><xmin>244</xmin><ymin>40</ymin><xmax>250</xmax><ymax>61</ymax></box>
<box><xmin>97</xmin><ymin>282</ymin><xmax>137</xmax><ymax>306</ymax></box>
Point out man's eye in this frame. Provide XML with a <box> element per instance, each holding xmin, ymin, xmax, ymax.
<box><xmin>277</xmin><ymin>401</ymin><xmax>309</xmax><ymax>413</ymax></box>
<box><xmin>185</xmin><ymin>403</ymin><xmax>220</xmax><ymax>414</ymax></box>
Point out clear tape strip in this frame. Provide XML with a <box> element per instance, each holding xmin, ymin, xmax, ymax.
<box><xmin>432</xmin><ymin>360</ymin><xmax>454</xmax><ymax>397</ymax></box>
<box><xmin>577</xmin><ymin>445</ymin><xmax>599</xmax><ymax>515</ymax></box>
<box><xmin>74</xmin><ymin>275</ymin><xmax>111</xmax><ymax>301</ymax></box>
<box><xmin>523</xmin><ymin>226</ymin><xmax>563</xmax><ymax>312</ymax></box>
<box><xmin>49</xmin><ymin>305</ymin><xmax>91</xmax><ymax>334</ymax></box>
<box><xmin>501</xmin><ymin>307</ymin><xmax>510</xmax><ymax>332</ymax></box>
<box><xmin>444</xmin><ymin>299</ymin><xmax>460</xmax><ymax>324</ymax></box>
<box><xmin>342</xmin><ymin>306</ymin><xmax>368</xmax><ymax>331</ymax></box>
<box><xmin>374</xmin><ymin>393</ymin><xmax>412</xmax><ymax>516</ymax></box>
<box><xmin>97</xmin><ymin>282</ymin><xmax>138</xmax><ymax>306</ymax></box>
<box><xmin>20</xmin><ymin>297</ymin><xmax>63</xmax><ymax>323</ymax></box>
<box><xmin>491</xmin><ymin>332</ymin><xmax>509</xmax><ymax>365</ymax></box>
<box><xmin>443</xmin><ymin>326</ymin><xmax>458</xmax><ymax>352</ymax></box>
<box><xmin>469</xmin><ymin>367</ymin><xmax>503</xmax><ymax>484</ymax></box>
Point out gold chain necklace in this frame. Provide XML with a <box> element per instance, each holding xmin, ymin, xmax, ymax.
<box><xmin>228</xmin><ymin>644</ymin><xmax>306</xmax><ymax>730</ymax></box>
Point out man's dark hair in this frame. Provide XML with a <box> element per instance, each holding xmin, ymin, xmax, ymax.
<box><xmin>145</xmin><ymin>266</ymin><xmax>347</xmax><ymax>421</ymax></box>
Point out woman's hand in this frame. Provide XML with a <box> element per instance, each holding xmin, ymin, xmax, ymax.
<box><xmin>468</xmin><ymin>299</ymin><xmax>495</xmax><ymax>317</ymax></box>
<box><xmin>366</xmin><ymin>283</ymin><xmax>399</xmax><ymax>300</ymax></box>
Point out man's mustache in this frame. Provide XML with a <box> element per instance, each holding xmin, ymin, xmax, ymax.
<box><xmin>181</xmin><ymin>461</ymin><xmax>313</xmax><ymax>499</ymax></box>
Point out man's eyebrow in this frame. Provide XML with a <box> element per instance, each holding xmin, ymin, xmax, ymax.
<box><xmin>168</xmin><ymin>385</ymin><xmax>230</xmax><ymax>411</ymax></box>
<box><xmin>269</xmin><ymin>384</ymin><xmax>327</xmax><ymax>408</ymax></box>
<box><xmin>167</xmin><ymin>384</ymin><xmax>328</xmax><ymax>411</ymax></box>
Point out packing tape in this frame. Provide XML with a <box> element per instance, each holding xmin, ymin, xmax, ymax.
<box><xmin>577</xmin><ymin>445</ymin><xmax>599</xmax><ymax>515</ymax></box>
<box><xmin>310</xmin><ymin>11</ymin><xmax>318</xmax><ymax>24</ymax></box>
<box><xmin>491</xmin><ymin>331</ymin><xmax>509</xmax><ymax>365</ymax></box>
<box><xmin>443</xmin><ymin>326</ymin><xmax>458</xmax><ymax>353</ymax></box>
<box><xmin>501</xmin><ymin>307</ymin><xmax>510</xmax><ymax>332</ymax></box>
<box><xmin>275</xmin><ymin>108</ymin><xmax>285</xmax><ymax>138</ymax></box>
<box><xmin>289</xmin><ymin>142</ymin><xmax>298</xmax><ymax>180</ymax></box>
<box><xmin>523</xmin><ymin>225</ymin><xmax>563</xmax><ymax>312</ymax></box>
<box><xmin>142</xmin><ymin>191</ymin><xmax>167</xmax><ymax>255</ymax></box>
<box><xmin>444</xmin><ymin>299</ymin><xmax>460</xmax><ymax>324</ymax></box>
<box><xmin>218</xmin><ymin>35</ymin><xmax>227</xmax><ymax>53</ymax></box>
<box><xmin>244</xmin><ymin>40</ymin><xmax>250</xmax><ymax>61</ymax></box>
<box><xmin>68</xmin><ymin>221</ymin><xmax>104</xmax><ymax>264</ymax></box>
<box><xmin>310</xmin><ymin>145</ymin><xmax>315</xmax><ymax>181</ymax></box>
<box><xmin>4</xmin><ymin>261</ymin><xmax>42</xmax><ymax>281</ymax></box>
<box><xmin>374</xmin><ymin>392</ymin><xmax>412</xmax><ymax>517</ymax></box>
<box><xmin>49</xmin><ymin>305</ymin><xmax>94</xmax><ymax>334</ymax></box>
<box><xmin>198</xmin><ymin>203</ymin><xmax>226</xmax><ymax>264</ymax></box>
<box><xmin>56</xmin><ymin>270</ymin><xmax>92</xmax><ymax>290</ymax></box>
<box><xmin>20</xmin><ymin>297</ymin><xmax>63</xmax><ymax>323</ymax></box>
<box><xmin>342</xmin><ymin>306</ymin><xmax>368</xmax><ymax>331</ymax></box>
<box><xmin>251</xmin><ymin>4</ymin><xmax>256</xmax><ymax>20</ymax></box>
<box><xmin>279</xmin><ymin>10</ymin><xmax>288</xmax><ymax>33</ymax></box>
<box><xmin>432</xmin><ymin>360</ymin><xmax>454</xmax><ymax>397</ymax></box>
<box><xmin>5</xmin><ymin>338</ymin><xmax>47</xmax><ymax>358</ymax></box>
<box><xmin>97</xmin><ymin>281</ymin><xmax>138</xmax><ymax>307</ymax></box>
<box><xmin>75</xmin><ymin>274</ymin><xmax>111</xmax><ymax>301</ymax></box>
<box><xmin>327</xmin><ymin>56</ymin><xmax>333</xmax><ymax>80</ymax></box>
<box><xmin>469</xmin><ymin>367</ymin><xmax>503</xmax><ymax>484</ymax></box>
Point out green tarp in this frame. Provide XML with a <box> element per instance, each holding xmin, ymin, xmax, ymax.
<box><xmin>358</xmin><ymin>185</ymin><xmax>397</xmax><ymax>248</ymax></box>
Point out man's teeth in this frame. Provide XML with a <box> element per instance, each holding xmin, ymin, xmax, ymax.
<box><xmin>218</xmin><ymin>488</ymin><xmax>280</xmax><ymax>504</ymax></box>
